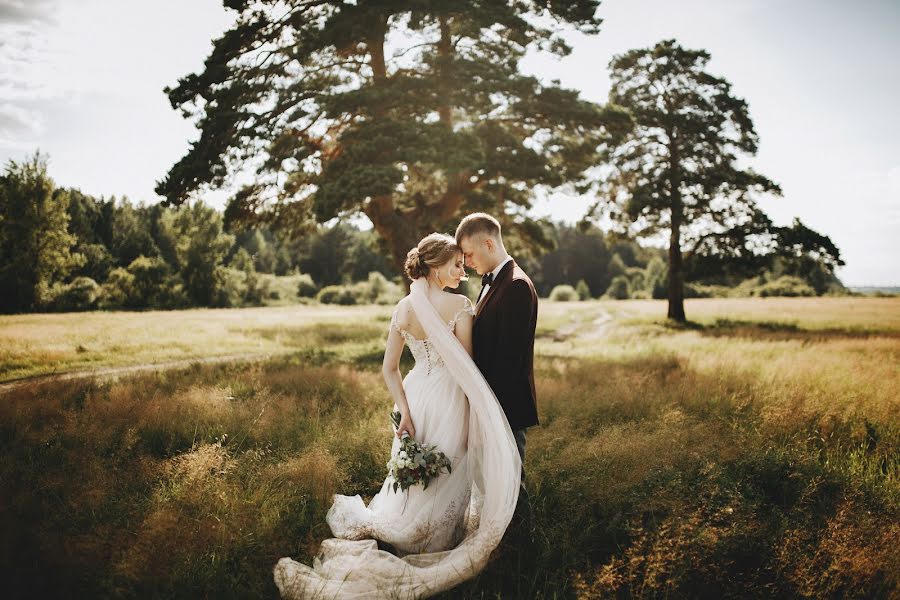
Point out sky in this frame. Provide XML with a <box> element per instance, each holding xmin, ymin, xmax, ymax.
<box><xmin>1</xmin><ymin>0</ymin><xmax>898</xmax><ymax>286</ymax></box>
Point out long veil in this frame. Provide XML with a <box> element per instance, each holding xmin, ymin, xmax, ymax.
<box><xmin>274</xmin><ymin>277</ymin><xmax>522</xmax><ymax>599</ymax></box>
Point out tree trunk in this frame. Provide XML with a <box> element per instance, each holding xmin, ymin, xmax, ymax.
<box><xmin>361</xmin><ymin>15</ymin><xmax>473</xmax><ymax>288</ymax></box>
<box><xmin>667</xmin><ymin>197</ymin><xmax>686</xmax><ymax>322</ymax></box>
<box><xmin>363</xmin><ymin>197</ymin><xmax>419</xmax><ymax>290</ymax></box>
<box><xmin>368</xmin><ymin>17</ymin><xmax>388</xmax><ymax>82</ymax></box>
<box><xmin>437</xmin><ymin>17</ymin><xmax>453</xmax><ymax>127</ymax></box>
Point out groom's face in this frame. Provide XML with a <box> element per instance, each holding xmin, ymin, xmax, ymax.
<box><xmin>459</xmin><ymin>234</ymin><xmax>493</xmax><ymax>275</ymax></box>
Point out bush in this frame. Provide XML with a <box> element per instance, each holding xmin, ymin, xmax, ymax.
<box><xmin>624</xmin><ymin>267</ymin><xmax>646</xmax><ymax>294</ymax></box>
<box><xmin>645</xmin><ymin>257</ymin><xmax>668</xmax><ymax>299</ymax></box>
<box><xmin>45</xmin><ymin>277</ymin><xmax>101</xmax><ymax>311</ymax></box>
<box><xmin>683</xmin><ymin>282</ymin><xmax>714</xmax><ymax>298</ymax></box>
<box><xmin>575</xmin><ymin>279</ymin><xmax>591</xmax><ymax>301</ymax></box>
<box><xmin>317</xmin><ymin>285</ymin><xmax>357</xmax><ymax>305</ymax></box>
<box><xmin>549</xmin><ymin>284</ymin><xmax>579</xmax><ymax>302</ymax></box>
<box><xmin>211</xmin><ymin>266</ymin><xmax>247</xmax><ymax>308</ymax></box>
<box><xmin>100</xmin><ymin>256</ymin><xmax>187</xmax><ymax>309</ymax></box>
<box><xmin>604</xmin><ymin>276</ymin><xmax>630</xmax><ymax>300</ymax></box>
<box><xmin>355</xmin><ymin>272</ymin><xmax>404</xmax><ymax>305</ymax></box>
<box><xmin>129</xmin><ymin>255</ymin><xmax>185</xmax><ymax>308</ymax></box>
<box><xmin>99</xmin><ymin>267</ymin><xmax>134</xmax><ymax>308</ymax></box>
<box><xmin>754</xmin><ymin>275</ymin><xmax>816</xmax><ymax>297</ymax></box>
<box><xmin>296</xmin><ymin>274</ymin><xmax>318</xmax><ymax>298</ymax></box>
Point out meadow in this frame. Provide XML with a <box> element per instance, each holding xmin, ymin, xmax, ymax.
<box><xmin>1</xmin><ymin>297</ymin><xmax>898</xmax><ymax>598</ymax></box>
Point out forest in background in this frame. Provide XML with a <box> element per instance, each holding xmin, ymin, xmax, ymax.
<box><xmin>0</xmin><ymin>151</ymin><xmax>849</xmax><ymax>314</ymax></box>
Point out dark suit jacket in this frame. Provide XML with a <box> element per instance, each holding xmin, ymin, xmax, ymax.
<box><xmin>472</xmin><ymin>259</ymin><xmax>539</xmax><ymax>430</ymax></box>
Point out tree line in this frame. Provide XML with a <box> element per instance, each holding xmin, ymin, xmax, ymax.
<box><xmin>0</xmin><ymin>150</ymin><xmax>843</xmax><ymax>314</ymax></box>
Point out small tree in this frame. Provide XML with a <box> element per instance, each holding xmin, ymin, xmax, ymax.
<box><xmin>159</xmin><ymin>202</ymin><xmax>235</xmax><ymax>305</ymax></box>
<box><xmin>592</xmin><ymin>40</ymin><xmax>781</xmax><ymax>321</ymax></box>
<box><xmin>0</xmin><ymin>151</ymin><xmax>83</xmax><ymax>312</ymax></box>
<box><xmin>549</xmin><ymin>284</ymin><xmax>579</xmax><ymax>302</ymax></box>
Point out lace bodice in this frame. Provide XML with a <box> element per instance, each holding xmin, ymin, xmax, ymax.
<box><xmin>389</xmin><ymin>297</ymin><xmax>475</xmax><ymax>375</ymax></box>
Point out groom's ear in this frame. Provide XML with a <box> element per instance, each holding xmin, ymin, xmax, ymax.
<box><xmin>484</xmin><ymin>237</ymin><xmax>494</xmax><ymax>252</ymax></box>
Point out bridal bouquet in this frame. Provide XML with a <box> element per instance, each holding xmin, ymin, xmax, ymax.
<box><xmin>388</xmin><ymin>410</ymin><xmax>452</xmax><ymax>493</ymax></box>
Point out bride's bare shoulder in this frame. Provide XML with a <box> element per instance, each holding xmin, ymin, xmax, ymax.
<box><xmin>393</xmin><ymin>295</ymin><xmax>412</xmax><ymax>313</ymax></box>
<box><xmin>433</xmin><ymin>292</ymin><xmax>472</xmax><ymax>319</ymax></box>
<box><xmin>443</xmin><ymin>291</ymin><xmax>472</xmax><ymax>308</ymax></box>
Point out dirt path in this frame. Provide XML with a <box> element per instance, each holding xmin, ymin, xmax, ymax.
<box><xmin>0</xmin><ymin>352</ymin><xmax>284</xmax><ymax>395</ymax></box>
<box><xmin>583</xmin><ymin>310</ymin><xmax>615</xmax><ymax>339</ymax></box>
<box><xmin>2</xmin><ymin>309</ymin><xmax>617</xmax><ymax>395</ymax></box>
<box><xmin>549</xmin><ymin>308</ymin><xmax>614</xmax><ymax>341</ymax></box>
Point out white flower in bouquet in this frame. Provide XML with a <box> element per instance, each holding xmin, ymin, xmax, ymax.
<box><xmin>388</xmin><ymin>410</ymin><xmax>452</xmax><ymax>493</ymax></box>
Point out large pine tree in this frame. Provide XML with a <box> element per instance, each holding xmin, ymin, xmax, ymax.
<box><xmin>156</xmin><ymin>0</ymin><xmax>629</xmax><ymax>272</ymax></box>
<box><xmin>593</xmin><ymin>39</ymin><xmax>781</xmax><ymax>321</ymax></box>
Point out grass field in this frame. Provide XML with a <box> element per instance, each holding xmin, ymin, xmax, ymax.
<box><xmin>1</xmin><ymin>297</ymin><xmax>898</xmax><ymax>598</ymax></box>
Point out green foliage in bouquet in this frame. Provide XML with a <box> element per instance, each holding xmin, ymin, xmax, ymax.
<box><xmin>388</xmin><ymin>411</ymin><xmax>452</xmax><ymax>494</ymax></box>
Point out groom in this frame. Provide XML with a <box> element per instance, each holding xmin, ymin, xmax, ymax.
<box><xmin>455</xmin><ymin>213</ymin><xmax>538</xmax><ymax>539</ymax></box>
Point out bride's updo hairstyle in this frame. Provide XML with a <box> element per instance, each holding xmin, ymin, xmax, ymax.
<box><xmin>404</xmin><ymin>233</ymin><xmax>460</xmax><ymax>281</ymax></box>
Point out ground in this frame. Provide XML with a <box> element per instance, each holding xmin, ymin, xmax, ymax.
<box><xmin>1</xmin><ymin>297</ymin><xmax>897</xmax><ymax>598</ymax></box>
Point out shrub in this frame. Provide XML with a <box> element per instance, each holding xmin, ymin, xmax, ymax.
<box><xmin>99</xmin><ymin>267</ymin><xmax>134</xmax><ymax>308</ymax></box>
<box><xmin>211</xmin><ymin>266</ymin><xmax>247</xmax><ymax>308</ymax></box>
<box><xmin>575</xmin><ymin>279</ymin><xmax>592</xmax><ymax>301</ymax></box>
<box><xmin>243</xmin><ymin>270</ymin><xmax>266</xmax><ymax>305</ymax></box>
<box><xmin>683</xmin><ymin>282</ymin><xmax>714</xmax><ymax>298</ymax></box>
<box><xmin>296</xmin><ymin>274</ymin><xmax>318</xmax><ymax>298</ymax></box>
<box><xmin>645</xmin><ymin>257</ymin><xmax>668</xmax><ymax>299</ymax></box>
<box><xmin>549</xmin><ymin>284</ymin><xmax>579</xmax><ymax>302</ymax></box>
<box><xmin>99</xmin><ymin>256</ymin><xmax>187</xmax><ymax>309</ymax></box>
<box><xmin>755</xmin><ymin>275</ymin><xmax>816</xmax><ymax>297</ymax></box>
<box><xmin>356</xmin><ymin>272</ymin><xmax>403</xmax><ymax>305</ymax></box>
<box><xmin>45</xmin><ymin>276</ymin><xmax>101</xmax><ymax>311</ymax></box>
<box><xmin>624</xmin><ymin>267</ymin><xmax>646</xmax><ymax>294</ymax></box>
<box><xmin>317</xmin><ymin>285</ymin><xmax>357</xmax><ymax>305</ymax></box>
<box><xmin>604</xmin><ymin>276</ymin><xmax>630</xmax><ymax>300</ymax></box>
<box><xmin>129</xmin><ymin>255</ymin><xmax>184</xmax><ymax>307</ymax></box>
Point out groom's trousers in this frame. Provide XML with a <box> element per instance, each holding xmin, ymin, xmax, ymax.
<box><xmin>511</xmin><ymin>427</ymin><xmax>533</xmax><ymax>539</ymax></box>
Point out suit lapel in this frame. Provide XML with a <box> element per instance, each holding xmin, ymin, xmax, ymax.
<box><xmin>475</xmin><ymin>259</ymin><xmax>514</xmax><ymax>321</ymax></box>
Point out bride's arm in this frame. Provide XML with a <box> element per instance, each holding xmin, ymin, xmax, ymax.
<box><xmin>382</xmin><ymin>319</ymin><xmax>416</xmax><ymax>439</ymax></box>
<box><xmin>455</xmin><ymin>313</ymin><xmax>474</xmax><ymax>357</ymax></box>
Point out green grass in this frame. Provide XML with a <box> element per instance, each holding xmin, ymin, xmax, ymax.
<box><xmin>1</xmin><ymin>297</ymin><xmax>898</xmax><ymax>598</ymax></box>
<box><xmin>0</xmin><ymin>304</ymin><xmax>393</xmax><ymax>381</ymax></box>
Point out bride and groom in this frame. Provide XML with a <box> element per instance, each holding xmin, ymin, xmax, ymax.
<box><xmin>274</xmin><ymin>212</ymin><xmax>539</xmax><ymax>599</ymax></box>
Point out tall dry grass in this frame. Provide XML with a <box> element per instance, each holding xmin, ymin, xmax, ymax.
<box><xmin>1</xmin><ymin>297</ymin><xmax>898</xmax><ymax>598</ymax></box>
<box><xmin>0</xmin><ymin>358</ymin><xmax>395</xmax><ymax>598</ymax></box>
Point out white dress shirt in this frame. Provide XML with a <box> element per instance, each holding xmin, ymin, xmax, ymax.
<box><xmin>477</xmin><ymin>255</ymin><xmax>513</xmax><ymax>306</ymax></box>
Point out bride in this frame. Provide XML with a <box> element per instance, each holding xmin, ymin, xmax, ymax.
<box><xmin>274</xmin><ymin>232</ymin><xmax>522</xmax><ymax>599</ymax></box>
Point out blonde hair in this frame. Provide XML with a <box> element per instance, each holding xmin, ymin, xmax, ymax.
<box><xmin>455</xmin><ymin>212</ymin><xmax>501</xmax><ymax>243</ymax></box>
<box><xmin>404</xmin><ymin>233</ymin><xmax>460</xmax><ymax>280</ymax></box>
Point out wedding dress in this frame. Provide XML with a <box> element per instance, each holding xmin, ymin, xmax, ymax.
<box><xmin>274</xmin><ymin>278</ymin><xmax>522</xmax><ymax>599</ymax></box>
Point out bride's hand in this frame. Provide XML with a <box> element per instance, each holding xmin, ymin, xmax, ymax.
<box><xmin>396</xmin><ymin>411</ymin><xmax>416</xmax><ymax>440</ymax></box>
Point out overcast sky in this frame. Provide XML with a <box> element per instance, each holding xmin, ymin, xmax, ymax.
<box><xmin>1</xmin><ymin>0</ymin><xmax>898</xmax><ymax>286</ymax></box>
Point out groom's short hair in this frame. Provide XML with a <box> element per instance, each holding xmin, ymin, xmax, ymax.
<box><xmin>455</xmin><ymin>213</ymin><xmax>501</xmax><ymax>243</ymax></box>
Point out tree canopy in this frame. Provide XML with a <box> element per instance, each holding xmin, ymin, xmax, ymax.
<box><xmin>156</xmin><ymin>0</ymin><xmax>630</xmax><ymax>271</ymax></box>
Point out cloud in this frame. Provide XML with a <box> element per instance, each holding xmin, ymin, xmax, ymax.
<box><xmin>0</xmin><ymin>1</ymin><xmax>65</xmax><ymax>132</ymax></box>
<box><xmin>889</xmin><ymin>165</ymin><xmax>900</xmax><ymax>192</ymax></box>
<box><xmin>0</xmin><ymin>0</ymin><xmax>58</xmax><ymax>26</ymax></box>
<box><xmin>0</xmin><ymin>101</ymin><xmax>44</xmax><ymax>139</ymax></box>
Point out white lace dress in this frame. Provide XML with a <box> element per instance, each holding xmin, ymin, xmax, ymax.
<box><xmin>275</xmin><ymin>285</ymin><xmax>521</xmax><ymax>599</ymax></box>
<box><xmin>325</xmin><ymin>296</ymin><xmax>477</xmax><ymax>555</ymax></box>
